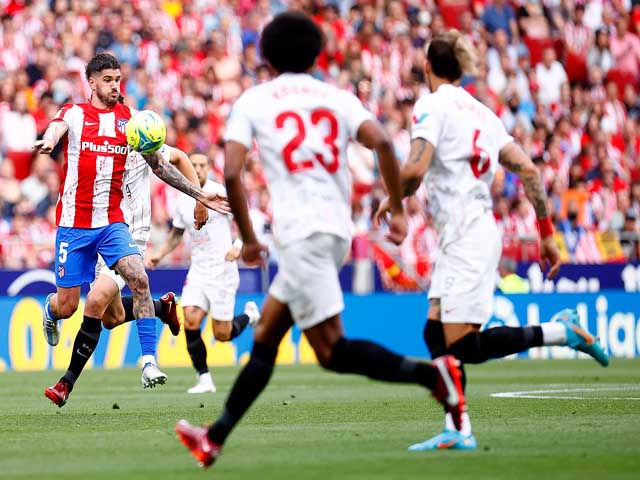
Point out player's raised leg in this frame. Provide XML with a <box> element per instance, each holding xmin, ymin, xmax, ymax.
<box><xmin>176</xmin><ymin>295</ymin><xmax>292</xmax><ymax>467</ymax></box>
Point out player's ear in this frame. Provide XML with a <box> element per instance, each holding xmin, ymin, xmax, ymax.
<box><xmin>87</xmin><ymin>75</ymin><xmax>96</xmax><ymax>91</ymax></box>
<box><xmin>423</xmin><ymin>59</ymin><xmax>432</xmax><ymax>76</ymax></box>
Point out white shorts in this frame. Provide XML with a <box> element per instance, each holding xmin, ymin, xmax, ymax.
<box><xmin>94</xmin><ymin>239</ymin><xmax>147</xmax><ymax>291</ymax></box>
<box><xmin>428</xmin><ymin>212</ymin><xmax>501</xmax><ymax>325</ymax></box>
<box><xmin>181</xmin><ymin>262</ymin><xmax>240</xmax><ymax>321</ymax></box>
<box><xmin>269</xmin><ymin>233</ymin><xmax>349</xmax><ymax>330</ymax></box>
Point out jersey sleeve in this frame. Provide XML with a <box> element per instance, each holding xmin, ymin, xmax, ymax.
<box><xmin>223</xmin><ymin>93</ymin><xmax>253</xmax><ymax>149</ymax></box>
<box><xmin>340</xmin><ymin>91</ymin><xmax>375</xmax><ymax>139</ymax></box>
<box><xmin>51</xmin><ymin>103</ymin><xmax>76</xmax><ymax>125</ymax></box>
<box><xmin>410</xmin><ymin>95</ymin><xmax>444</xmax><ymax>147</ymax></box>
<box><xmin>493</xmin><ymin>114</ymin><xmax>514</xmax><ymax>151</ymax></box>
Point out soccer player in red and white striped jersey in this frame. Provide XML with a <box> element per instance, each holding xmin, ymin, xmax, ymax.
<box><xmin>34</xmin><ymin>54</ymin><xmax>229</xmax><ymax>406</ymax></box>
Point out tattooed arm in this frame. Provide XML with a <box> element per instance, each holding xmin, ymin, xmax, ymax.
<box><xmin>142</xmin><ymin>151</ymin><xmax>230</xmax><ymax>215</ymax></box>
<box><xmin>499</xmin><ymin>142</ymin><xmax>561</xmax><ymax>278</ymax></box>
<box><xmin>499</xmin><ymin>142</ymin><xmax>548</xmax><ymax>219</ymax></box>
<box><xmin>400</xmin><ymin>138</ymin><xmax>434</xmax><ymax>197</ymax></box>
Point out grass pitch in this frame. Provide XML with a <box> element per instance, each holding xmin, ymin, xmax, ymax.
<box><xmin>1</xmin><ymin>360</ymin><xmax>639</xmax><ymax>480</ymax></box>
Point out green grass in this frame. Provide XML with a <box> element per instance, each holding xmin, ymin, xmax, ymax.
<box><xmin>1</xmin><ymin>360</ymin><xmax>639</xmax><ymax>480</ymax></box>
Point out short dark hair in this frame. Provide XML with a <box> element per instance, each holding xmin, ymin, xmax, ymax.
<box><xmin>427</xmin><ymin>36</ymin><xmax>462</xmax><ymax>82</ymax></box>
<box><xmin>85</xmin><ymin>53</ymin><xmax>121</xmax><ymax>80</ymax></box>
<box><xmin>260</xmin><ymin>12</ymin><xmax>324</xmax><ymax>74</ymax></box>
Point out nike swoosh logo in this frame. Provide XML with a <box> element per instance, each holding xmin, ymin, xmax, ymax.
<box><xmin>438</xmin><ymin>440</ymin><xmax>458</xmax><ymax>449</ymax></box>
<box><xmin>84</xmin><ymin>122</ymin><xmax>98</xmax><ymax>126</ymax></box>
<box><xmin>129</xmin><ymin>244</ymin><xmax>138</xmax><ymax>248</ymax></box>
<box><xmin>76</xmin><ymin>349</ymin><xmax>89</xmax><ymax>359</ymax></box>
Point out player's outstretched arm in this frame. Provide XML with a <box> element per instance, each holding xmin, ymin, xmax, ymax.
<box><xmin>146</xmin><ymin>226</ymin><xmax>185</xmax><ymax>270</ymax></box>
<box><xmin>373</xmin><ymin>137</ymin><xmax>434</xmax><ymax>238</ymax></box>
<box><xmin>357</xmin><ymin>120</ymin><xmax>408</xmax><ymax>245</ymax></box>
<box><xmin>499</xmin><ymin>142</ymin><xmax>561</xmax><ymax>279</ymax></box>
<box><xmin>224</xmin><ymin>140</ymin><xmax>267</xmax><ymax>267</ymax></box>
<box><xmin>142</xmin><ymin>151</ymin><xmax>230</xmax><ymax>215</ymax></box>
<box><xmin>33</xmin><ymin>120</ymin><xmax>69</xmax><ymax>154</ymax></box>
<box><xmin>167</xmin><ymin>146</ymin><xmax>209</xmax><ymax>229</ymax></box>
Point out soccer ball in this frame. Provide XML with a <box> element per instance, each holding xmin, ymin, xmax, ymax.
<box><xmin>125</xmin><ymin>110</ymin><xmax>166</xmax><ymax>154</ymax></box>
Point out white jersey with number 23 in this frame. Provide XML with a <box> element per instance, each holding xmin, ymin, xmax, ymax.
<box><xmin>224</xmin><ymin>73</ymin><xmax>373</xmax><ymax>246</ymax></box>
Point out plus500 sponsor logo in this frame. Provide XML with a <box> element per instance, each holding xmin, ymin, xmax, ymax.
<box><xmin>81</xmin><ymin>141</ymin><xmax>128</xmax><ymax>155</ymax></box>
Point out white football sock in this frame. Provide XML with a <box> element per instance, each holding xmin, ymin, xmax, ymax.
<box><xmin>142</xmin><ymin>354</ymin><xmax>156</xmax><ymax>366</ymax></box>
<box><xmin>445</xmin><ymin>412</ymin><xmax>472</xmax><ymax>436</ymax></box>
<box><xmin>541</xmin><ymin>322</ymin><xmax>567</xmax><ymax>346</ymax></box>
<box><xmin>199</xmin><ymin>372</ymin><xmax>213</xmax><ymax>385</ymax></box>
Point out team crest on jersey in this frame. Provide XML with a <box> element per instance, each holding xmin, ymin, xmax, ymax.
<box><xmin>57</xmin><ymin>265</ymin><xmax>65</xmax><ymax>278</ymax></box>
<box><xmin>116</xmin><ymin>118</ymin><xmax>128</xmax><ymax>134</ymax></box>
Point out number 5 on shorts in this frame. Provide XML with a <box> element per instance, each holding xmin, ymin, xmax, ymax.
<box><xmin>58</xmin><ymin>241</ymin><xmax>69</xmax><ymax>264</ymax></box>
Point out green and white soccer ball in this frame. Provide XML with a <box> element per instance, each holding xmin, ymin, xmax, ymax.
<box><xmin>125</xmin><ymin>110</ymin><xmax>166</xmax><ymax>154</ymax></box>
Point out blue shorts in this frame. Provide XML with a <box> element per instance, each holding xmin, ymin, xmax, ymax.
<box><xmin>54</xmin><ymin>222</ymin><xmax>141</xmax><ymax>288</ymax></box>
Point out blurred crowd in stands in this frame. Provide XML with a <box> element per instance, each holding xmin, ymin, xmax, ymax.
<box><xmin>1</xmin><ymin>0</ymin><xmax>640</xmax><ymax>279</ymax></box>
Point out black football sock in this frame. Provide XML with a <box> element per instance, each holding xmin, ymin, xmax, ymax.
<box><xmin>326</xmin><ymin>338</ymin><xmax>438</xmax><ymax>390</ymax></box>
<box><xmin>121</xmin><ymin>296</ymin><xmax>162</xmax><ymax>323</ymax></box>
<box><xmin>62</xmin><ymin>316</ymin><xmax>102</xmax><ymax>389</ymax></box>
<box><xmin>447</xmin><ymin>326</ymin><xmax>543</xmax><ymax>364</ymax></box>
<box><xmin>185</xmin><ymin>329</ymin><xmax>208</xmax><ymax>375</ymax></box>
<box><xmin>208</xmin><ymin>342</ymin><xmax>277</xmax><ymax>445</ymax></box>
<box><xmin>424</xmin><ymin>319</ymin><xmax>447</xmax><ymax>359</ymax></box>
<box><xmin>230</xmin><ymin>314</ymin><xmax>250</xmax><ymax>339</ymax></box>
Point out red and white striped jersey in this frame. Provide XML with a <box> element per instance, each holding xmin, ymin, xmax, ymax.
<box><xmin>52</xmin><ymin>102</ymin><xmax>135</xmax><ymax>228</ymax></box>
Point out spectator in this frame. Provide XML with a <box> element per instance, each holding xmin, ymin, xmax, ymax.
<box><xmin>482</xmin><ymin>0</ymin><xmax>518</xmax><ymax>42</ymax></box>
<box><xmin>587</xmin><ymin>29</ymin><xmax>615</xmax><ymax>75</ymax></box>
<box><xmin>535</xmin><ymin>47</ymin><xmax>568</xmax><ymax>107</ymax></box>
<box><xmin>1</xmin><ymin>91</ymin><xmax>36</xmax><ymax>180</ymax></box>
<box><xmin>610</xmin><ymin>15</ymin><xmax>640</xmax><ymax>83</ymax></box>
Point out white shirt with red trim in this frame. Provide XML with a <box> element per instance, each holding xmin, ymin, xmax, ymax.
<box><xmin>53</xmin><ymin>102</ymin><xmax>135</xmax><ymax>229</ymax></box>
<box><xmin>411</xmin><ymin>84</ymin><xmax>513</xmax><ymax>245</ymax></box>
<box><xmin>224</xmin><ymin>73</ymin><xmax>373</xmax><ymax>246</ymax></box>
<box><xmin>121</xmin><ymin>144</ymin><xmax>170</xmax><ymax>242</ymax></box>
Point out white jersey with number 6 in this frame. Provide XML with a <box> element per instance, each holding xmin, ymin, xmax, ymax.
<box><xmin>411</xmin><ymin>84</ymin><xmax>513</xmax><ymax>247</ymax></box>
<box><xmin>224</xmin><ymin>72</ymin><xmax>373</xmax><ymax>247</ymax></box>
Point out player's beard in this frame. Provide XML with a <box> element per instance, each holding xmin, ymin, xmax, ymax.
<box><xmin>97</xmin><ymin>89</ymin><xmax>119</xmax><ymax>108</ymax></box>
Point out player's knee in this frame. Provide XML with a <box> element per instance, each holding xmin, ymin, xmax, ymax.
<box><xmin>213</xmin><ymin>329</ymin><xmax>232</xmax><ymax>342</ymax></box>
<box><xmin>85</xmin><ymin>290</ymin><xmax>108</xmax><ymax>316</ymax></box>
<box><xmin>57</xmin><ymin>297</ymin><xmax>80</xmax><ymax>318</ymax></box>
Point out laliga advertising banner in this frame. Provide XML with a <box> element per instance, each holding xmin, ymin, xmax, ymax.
<box><xmin>0</xmin><ymin>292</ymin><xmax>638</xmax><ymax>371</ymax></box>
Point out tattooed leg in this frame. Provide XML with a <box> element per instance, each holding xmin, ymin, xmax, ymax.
<box><xmin>114</xmin><ymin>254</ymin><xmax>154</xmax><ymax>319</ymax></box>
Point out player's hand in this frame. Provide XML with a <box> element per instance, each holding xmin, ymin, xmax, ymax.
<box><xmin>33</xmin><ymin>139</ymin><xmax>55</xmax><ymax>154</ymax></box>
<box><xmin>201</xmin><ymin>193</ymin><xmax>231</xmax><ymax>215</ymax></box>
<box><xmin>225</xmin><ymin>246</ymin><xmax>241</xmax><ymax>261</ymax></box>
<box><xmin>373</xmin><ymin>197</ymin><xmax>407</xmax><ymax>245</ymax></box>
<box><xmin>373</xmin><ymin>197</ymin><xmax>392</xmax><ymax>228</ymax></box>
<box><xmin>540</xmin><ymin>235</ymin><xmax>561</xmax><ymax>279</ymax></box>
<box><xmin>193</xmin><ymin>202</ymin><xmax>209</xmax><ymax>230</ymax></box>
<box><xmin>386</xmin><ymin>210</ymin><xmax>408</xmax><ymax>245</ymax></box>
<box><xmin>146</xmin><ymin>253</ymin><xmax>162</xmax><ymax>271</ymax></box>
<box><xmin>241</xmin><ymin>241</ymin><xmax>268</xmax><ymax>268</ymax></box>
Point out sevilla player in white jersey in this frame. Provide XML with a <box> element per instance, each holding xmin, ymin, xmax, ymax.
<box><xmin>175</xmin><ymin>12</ymin><xmax>467</xmax><ymax>468</ymax></box>
<box><xmin>148</xmin><ymin>152</ymin><xmax>260</xmax><ymax>394</ymax></box>
<box><xmin>375</xmin><ymin>31</ymin><xmax>608</xmax><ymax>450</ymax></box>
<box><xmin>34</xmin><ymin>53</ymin><xmax>228</xmax><ymax>407</ymax></box>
